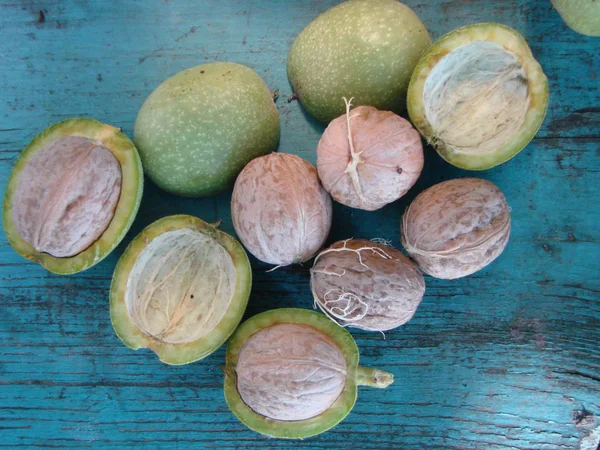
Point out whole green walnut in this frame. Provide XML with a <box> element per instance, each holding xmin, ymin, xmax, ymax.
<box><xmin>287</xmin><ymin>0</ymin><xmax>431</xmax><ymax>123</ymax></box>
<box><xmin>551</xmin><ymin>0</ymin><xmax>600</xmax><ymax>36</ymax></box>
<box><xmin>134</xmin><ymin>62</ymin><xmax>280</xmax><ymax>197</ymax></box>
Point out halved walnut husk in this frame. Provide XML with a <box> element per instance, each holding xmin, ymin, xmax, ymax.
<box><xmin>3</xmin><ymin>118</ymin><xmax>143</xmax><ymax>274</ymax></box>
<box><xmin>110</xmin><ymin>215</ymin><xmax>251</xmax><ymax>365</ymax></box>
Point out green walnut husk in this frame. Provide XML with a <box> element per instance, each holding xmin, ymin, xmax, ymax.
<box><xmin>110</xmin><ymin>215</ymin><xmax>251</xmax><ymax>365</ymax></box>
<box><xmin>407</xmin><ymin>23</ymin><xmax>549</xmax><ymax>170</ymax></box>
<box><xmin>551</xmin><ymin>0</ymin><xmax>600</xmax><ymax>36</ymax></box>
<box><xmin>2</xmin><ymin>118</ymin><xmax>143</xmax><ymax>274</ymax></box>
<box><xmin>134</xmin><ymin>62</ymin><xmax>280</xmax><ymax>197</ymax></box>
<box><xmin>224</xmin><ymin>308</ymin><xmax>394</xmax><ymax>439</ymax></box>
<box><xmin>287</xmin><ymin>0</ymin><xmax>431</xmax><ymax>123</ymax></box>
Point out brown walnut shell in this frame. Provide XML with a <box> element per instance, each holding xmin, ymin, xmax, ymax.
<box><xmin>12</xmin><ymin>136</ymin><xmax>122</xmax><ymax>258</ymax></box>
<box><xmin>317</xmin><ymin>105</ymin><xmax>423</xmax><ymax>211</ymax></box>
<box><xmin>235</xmin><ymin>323</ymin><xmax>347</xmax><ymax>421</ymax></box>
<box><xmin>401</xmin><ymin>178</ymin><xmax>511</xmax><ymax>279</ymax></box>
<box><xmin>311</xmin><ymin>238</ymin><xmax>425</xmax><ymax>332</ymax></box>
<box><xmin>231</xmin><ymin>153</ymin><xmax>332</xmax><ymax>266</ymax></box>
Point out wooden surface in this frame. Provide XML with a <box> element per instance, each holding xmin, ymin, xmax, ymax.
<box><xmin>1</xmin><ymin>1</ymin><xmax>599</xmax><ymax>448</ymax></box>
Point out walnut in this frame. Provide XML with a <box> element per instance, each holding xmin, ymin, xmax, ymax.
<box><xmin>231</xmin><ymin>153</ymin><xmax>332</xmax><ymax>266</ymax></box>
<box><xmin>12</xmin><ymin>136</ymin><xmax>122</xmax><ymax>258</ymax></box>
<box><xmin>401</xmin><ymin>178</ymin><xmax>511</xmax><ymax>279</ymax></box>
<box><xmin>235</xmin><ymin>323</ymin><xmax>347</xmax><ymax>421</ymax></box>
<box><xmin>317</xmin><ymin>102</ymin><xmax>423</xmax><ymax>211</ymax></box>
<box><xmin>311</xmin><ymin>239</ymin><xmax>425</xmax><ymax>331</ymax></box>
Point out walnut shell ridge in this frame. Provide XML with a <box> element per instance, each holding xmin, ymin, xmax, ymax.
<box><xmin>401</xmin><ymin>178</ymin><xmax>511</xmax><ymax>279</ymax></box>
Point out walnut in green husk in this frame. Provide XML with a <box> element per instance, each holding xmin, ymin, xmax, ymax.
<box><xmin>3</xmin><ymin>118</ymin><xmax>143</xmax><ymax>274</ymax></box>
<box><xmin>551</xmin><ymin>0</ymin><xmax>600</xmax><ymax>36</ymax></box>
<box><xmin>224</xmin><ymin>309</ymin><xmax>393</xmax><ymax>438</ymax></box>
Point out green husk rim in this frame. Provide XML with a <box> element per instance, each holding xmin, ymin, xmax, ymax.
<box><xmin>109</xmin><ymin>214</ymin><xmax>252</xmax><ymax>365</ymax></box>
<box><xmin>224</xmin><ymin>308</ymin><xmax>360</xmax><ymax>439</ymax></box>
<box><xmin>407</xmin><ymin>22</ymin><xmax>549</xmax><ymax>170</ymax></box>
<box><xmin>2</xmin><ymin>118</ymin><xmax>144</xmax><ymax>274</ymax></box>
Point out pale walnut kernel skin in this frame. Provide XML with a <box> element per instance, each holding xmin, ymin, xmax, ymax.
<box><xmin>317</xmin><ymin>105</ymin><xmax>424</xmax><ymax>211</ymax></box>
<box><xmin>125</xmin><ymin>228</ymin><xmax>236</xmax><ymax>345</ymax></box>
<box><xmin>311</xmin><ymin>239</ymin><xmax>425</xmax><ymax>331</ymax></box>
<box><xmin>231</xmin><ymin>153</ymin><xmax>332</xmax><ymax>266</ymax></box>
<box><xmin>422</xmin><ymin>42</ymin><xmax>529</xmax><ymax>157</ymax></box>
<box><xmin>12</xmin><ymin>136</ymin><xmax>122</xmax><ymax>258</ymax></box>
<box><xmin>401</xmin><ymin>178</ymin><xmax>511</xmax><ymax>280</ymax></box>
<box><xmin>235</xmin><ymin>323</ymin><xmax>347</xmax><ymax>422</ymax></box>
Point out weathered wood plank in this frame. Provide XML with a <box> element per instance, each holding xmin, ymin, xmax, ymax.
<box><xmin>0</xmin><ymin>0</ymin><xmax>599</xmax><ymax>449</ymax></box>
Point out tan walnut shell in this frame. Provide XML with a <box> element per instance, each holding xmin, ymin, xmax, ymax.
<box><xmin>401</xmin><ymin>178</ymin><xmax>511</xmax><ymax>279</ymax></box>
<box><xmin>311</xmin><ymin>239</ymin><xmax>425</xmax><ymax>331</ymax></box>
<box><xmin>231</xmin><ymin>153</ymin><xmax>332</xmax><ymax>266</ymax></box>
<box><xmin>317</xmin><ymin>104</ymin><xmax>424</xmax><ymax>211</ymax></box>
<box><xmin>12</xmin><ymin>135</ymin><xmax>122</xmax><ymax>258</ymax></box>
<box><xmin>235</xmin><ymin>323</ymin><xmax>347</xmax><ymax>421</ymax></box>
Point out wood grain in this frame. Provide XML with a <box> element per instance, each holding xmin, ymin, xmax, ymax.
<box><xmin>1</xmin><ymin>0</ymin><xmax>599</xmax><ymax>449</ymax></box>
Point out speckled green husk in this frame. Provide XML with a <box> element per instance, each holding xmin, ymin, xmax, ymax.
<box><xmin>134</xmin><ymin>62</ymin><xmax>280</xmax><ymax>197</ymax></box>
<box><xmin>551</xmin><ymin>0</ymin><xmax>600</xmax><ymax>36</ymax></box>
<box><xmin>224</xmin><ymin>308</ymin><xmax>394</xmax><ymax>439</ymax></box>
<box><xmin>2</xmin><ymin>118</ymin><xmax>143</xmax><ymax>274</ymax></box>
<box><xmin>287</xmin><ymin>0</ymin><xmax>431</xmax><ymax>123</ymax></box>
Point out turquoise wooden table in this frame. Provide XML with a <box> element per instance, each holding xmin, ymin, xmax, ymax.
<box><xmin>1</xmin><ymin>1</ymin><xmax>599</xmax><ymax>448</ymax></box>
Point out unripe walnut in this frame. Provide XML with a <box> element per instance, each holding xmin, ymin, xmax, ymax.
<box><xmin>317</xmin><ymin>102</ymin><xmax>423</xmax><ymax>211</ymax></box>
<box><xmin>235</xmin><ymin>323</ymin><xmax>347</xmax><ymax>421</ymax></box>
<box><xmin>311</xmin><ymin>239</ymin><xmax>425</xmax><ymax>331</ymax></box>
<box><xmin>224</xmin><ymin>308</ymin><xmax>394</xmax><ymax>438</ymax></box>
<box><xmin>231</xmin><ymin>153</ymin><xmax>332</xmax><ymax>266</ymax></box>
<box><xmin>401</xmin><ymin>178</ymin><xmax>511</xmax><ymax>279</ymax></box>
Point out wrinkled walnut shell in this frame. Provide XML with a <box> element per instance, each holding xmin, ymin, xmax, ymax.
<box><xmin>236</xmin><ymin>323</ymin><xmax>347</xmax><ymax>421</ymax></box>
<box><xmin>231</xmin><ymin>153</ymin><xmax>332</xmax><ymax>266</ymax></box>
<box><xmin>224</xmin><ymin>308</ymin><xmax>394</xmax><ymax>439</ymax></box>
<box><xmin>317</xmin><ymin>104</ymin><xmax>424</xmax><ymax>211</ymax></box>
<box><xmin>12</xmin><ymin>136</ymin><xmax>122</xmax><ymax>258</ymax></box>
<box><xmin>311</xmin><ymin>239</ymin><xmax>425</xmax><ymax>331</ymax></box>
<box><xmin>401</xmin><ymin>178</ymin><xmax>511</xmax><ymax>279</ymax></box>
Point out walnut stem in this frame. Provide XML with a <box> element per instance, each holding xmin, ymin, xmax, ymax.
<box><xmin>356</xmin><ymin>366</ymin><xmax>394</xmax><ymax>388</ymax></box>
